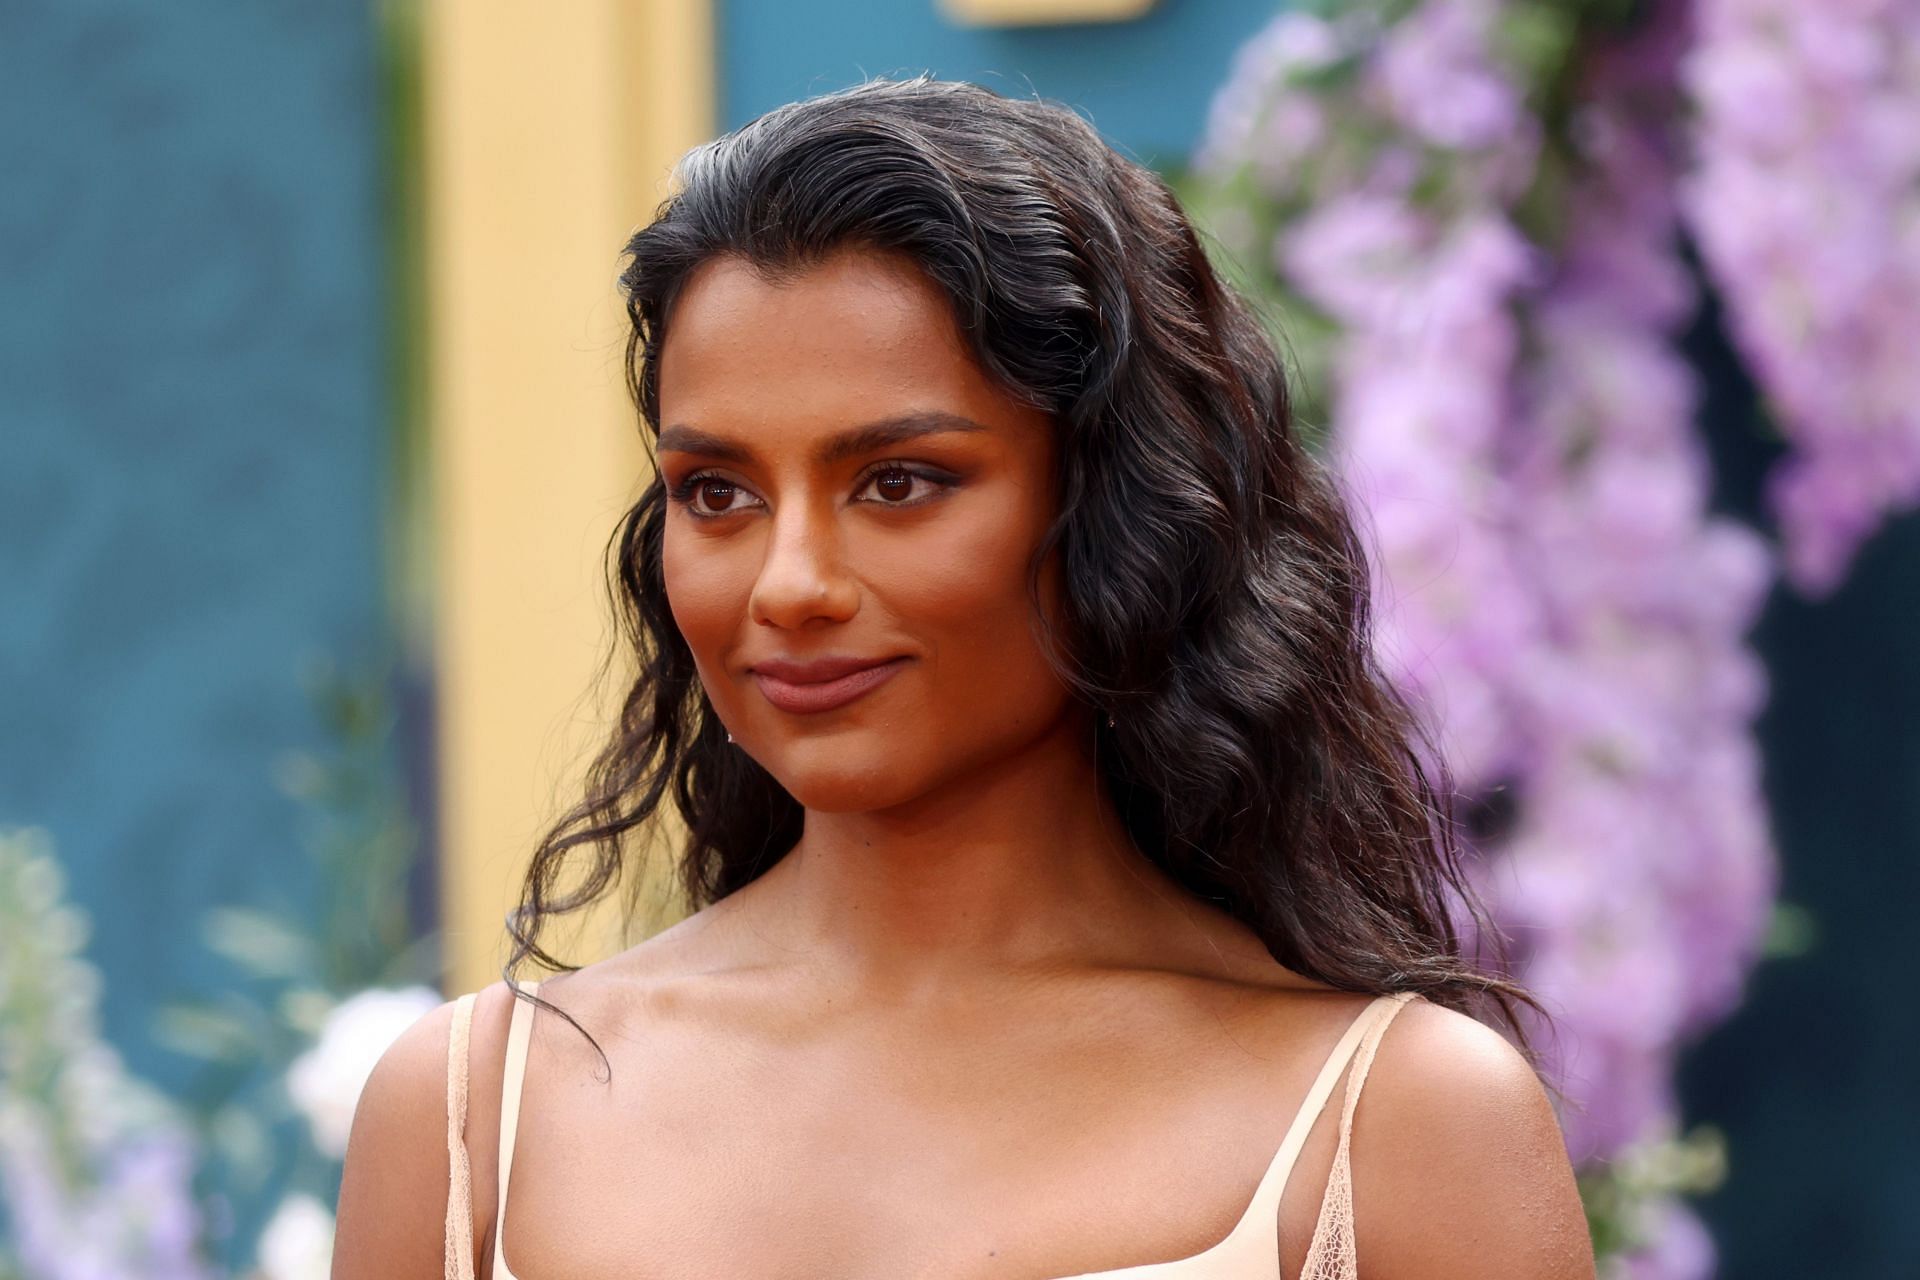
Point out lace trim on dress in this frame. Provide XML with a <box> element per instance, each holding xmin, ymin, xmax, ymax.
<box><xmin>1296</xmin><ymin>991</ymin><xmax>1416</xmax><ymax>1279</ymax></box>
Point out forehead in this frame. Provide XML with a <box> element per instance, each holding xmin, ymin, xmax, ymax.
<box><xmin>655</xmin><ymin>248</ymin><xmax>1016</xmax><ymax>431</ymax></box>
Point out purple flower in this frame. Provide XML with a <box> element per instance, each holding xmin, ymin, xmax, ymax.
<box><xmin>1368</xmin><ymin>0</ymin><xmax>1527</xmax><ymax>149</ymax></box>
<box><xmin>1682</xmin><ymin>0</ymin><xmax>1920</xmax><ymax>592</ymax></box>
<box><xmin>1617</xmin><ymin>1197</ymin><xmax>1718</xmax><ymax>1280</ymax></box>
<box><xmin>1196</xmin><ymin>0</ymin><xmax>1791</xmax><ymax>1265</ymax></box>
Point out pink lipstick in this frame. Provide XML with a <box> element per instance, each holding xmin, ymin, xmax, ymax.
<box><xmin>750</xmin><ymin>655</ymin><xmax>910</xmax><ymax>715</ymax></box>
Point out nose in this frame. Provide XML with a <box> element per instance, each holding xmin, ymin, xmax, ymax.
<box><xmin>747</xmin><ymin>495</ymin><xmax>860</xmax><ymax>630</ymax></box>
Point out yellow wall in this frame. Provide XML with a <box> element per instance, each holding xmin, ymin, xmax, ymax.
<box><xmin>422</xmin><ymin>1</ymin><xmax>713</xmax><ymax>996</ymax></box>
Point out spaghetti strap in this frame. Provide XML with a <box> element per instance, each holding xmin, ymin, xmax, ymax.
<box><xmin>1233</xmin><ymin>993</ymin><xmax>1415</xmax><ymax>1244</ymax></box>
<box><xmin>492</xmin><ymin>979</ymin><xmax>540</xmax><ymax>1280</ymax></box>
<box><xmin>1297</xmin><ymin>990</ymin><xmax>1418</xmax><ymax>1280</ymax></box>
<box><xmin>1046</xmin><ymin>990</ymin><xmax>1420</xmax><ymax>1279</ymax></box>
<box><xmin>444</xmin><ymin>991</ymin><xmax>478</xmax><ymax>1280</ymax></box>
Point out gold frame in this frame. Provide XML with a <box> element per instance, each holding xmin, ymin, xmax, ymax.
<box><xmin>939</xmin><ymin>0</ymin><xmax>1158</xmax><ymax>26</ymax></box>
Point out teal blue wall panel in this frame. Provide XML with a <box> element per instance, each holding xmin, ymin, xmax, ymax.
<box><xmin>718</xmin><ymin>0</ymin><xmax>1282</xmax><ymax>165</ymax></box>
<box><xmin>0</xmin><ymin>0</ymin><xmax>387</xmax><ymax>1105</ymax></box>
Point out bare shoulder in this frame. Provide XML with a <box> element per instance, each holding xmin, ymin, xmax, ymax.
<box><xmin>1351</xmin><ymin>996</ymin><xmax>1596</xmax><ymax>1280</ymax></box>
<box><xmin>332</xmin><ymin>980</ymin><xmax>523</xmax><ymax>1279</ymax></box>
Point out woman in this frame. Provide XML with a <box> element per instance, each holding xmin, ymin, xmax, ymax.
<box><xmin>335</xmin><ymin>76</ymin><xmax>1594</xmax><ymax>1279</ymax></box>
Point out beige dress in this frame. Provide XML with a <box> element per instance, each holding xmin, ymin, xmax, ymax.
<box><xmin>443</xmin><ymin>980</ymin><xmax>1420</xmax><ymax>1280</ymax></box>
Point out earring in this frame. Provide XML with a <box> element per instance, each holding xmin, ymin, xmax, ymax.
<box><xmin>726</xmin><ymin>730</ymin><xmax>736</xmax><ymax>743</ymax></box>
<box><xmin>1105</xmin><ymin>712</ymin><xmax>1117</xmax><ymax>729</ymax></box>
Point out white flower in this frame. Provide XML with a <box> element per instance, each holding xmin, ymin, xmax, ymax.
<box><xmin>256</xmin><ymin>1193</ymin><xmax>336</xmax><ymax>1280</ymax></box>
<box><xmin>286</xmin><ymin>985</ymin><xmax>440</xmax><ymax>1159</ymax></box>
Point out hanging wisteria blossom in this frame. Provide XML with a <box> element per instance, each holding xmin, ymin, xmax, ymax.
<box><xmin>1194</xmin><ymin>1</ymin><xmax>1794</xmax><ymax>1274</ymax></box>
<box><xmin>1680</xmin><ymin>0</ymin><xmax>1920</xmax><ymax>594</ymax></box>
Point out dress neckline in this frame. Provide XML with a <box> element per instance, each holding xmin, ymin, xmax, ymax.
<box><xmin>490</xmin><ymin>982</ymin><xmax>1410</xmax><ymax>1280</ymax></box>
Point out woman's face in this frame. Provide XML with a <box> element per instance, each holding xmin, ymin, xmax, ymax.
<box><xmin>655</xmin><ymin>247</ymin><xmax>1077</xmax><ymax>813</ymax></box>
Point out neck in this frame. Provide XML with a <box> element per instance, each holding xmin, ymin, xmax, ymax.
<box><xmin>748</xmin><ymin>717</ymin><xmax>1181</xmax><ymax>994</ymax></box>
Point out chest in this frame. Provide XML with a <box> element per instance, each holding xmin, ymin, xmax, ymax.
<box><xmin>488</xmin><ymin>1027</ymin><xmax>1345</xmax><ymax>1280</ymax></box>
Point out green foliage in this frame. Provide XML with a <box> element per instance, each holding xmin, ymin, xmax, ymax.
<box><xmin>1494</xmin><ymin>1</ymin><xmax>1584</xmax><ymax>87</ymax></box>
<box><xmin>1761</xmin><ymin>900</ymin><xmax>1818</xmax><ymax>960</ymax></box>
<box><xmin>1579</xmin><ymin>1125</ymin><xmax>1728</xmax><ymax>1261</ymax></box>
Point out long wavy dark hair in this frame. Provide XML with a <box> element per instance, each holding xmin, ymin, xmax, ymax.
<box><xmin>504</xmin><ymin>74</ymin><xmax>1548</xmax><ymax>1073</ymax></box>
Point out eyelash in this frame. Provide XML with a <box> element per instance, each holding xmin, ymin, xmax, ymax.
<box><xmin>666</xmin><ymin>463</ymin><xmax>958</xmax><ymax>520</ymax></box>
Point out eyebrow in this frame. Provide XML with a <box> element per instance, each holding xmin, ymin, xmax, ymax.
<box><xmin>656</xmin><ymin>410</ymin><xmax>991</xmax><ymax>468</ymax></box>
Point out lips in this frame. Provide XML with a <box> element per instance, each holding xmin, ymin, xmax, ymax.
<box><xmin>749</xmin><ymin>655</ymin><xmax>910</xmax><ymax>715</ymax></box>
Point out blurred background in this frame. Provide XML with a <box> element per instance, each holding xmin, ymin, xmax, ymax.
<box><xmin>2</xmin><ymin>0</ymin><xmax>1915</xmax><ymax>1276</ymax></box>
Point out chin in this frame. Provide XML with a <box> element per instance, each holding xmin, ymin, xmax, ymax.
<box><xmin>760</xmin><ymin>738</ymin><xmax>926</xmax><ymax>813</ymax></box>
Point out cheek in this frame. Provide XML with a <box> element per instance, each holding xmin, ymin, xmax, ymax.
<box><xmin>867</xmin><ymin>503</ymin><xmax>1064</xmax><ymax>717</ymax></box>
<box><xmin>663</xmin><ymin>529</ymin><xmax>751</xmax><ymax>674</ymax></box>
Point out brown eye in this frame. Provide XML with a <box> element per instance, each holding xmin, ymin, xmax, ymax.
<box><xmin>698</xmin><ymin>479</ymin><xmax>741</xmax><ymax>511</ymax></box>
<box><xmin>667</xmin><ymin>470</ymin><xmax>764</xmax><ymax>520</ymax></box>
<box><xmin>872</xmin><ymin>468</ymin><xmax>914</xmax><ymax>502</ymax></box>
<box><xmin>852</xmin><ymin>464</ymin><xmax>956</xmax><ymax>508</ymax></box>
